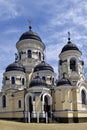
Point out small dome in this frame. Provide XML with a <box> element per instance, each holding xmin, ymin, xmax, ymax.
<box><xmin>34</xmin><ymin>61</ymin><xmax>54</xmax><ymax>72</ymax></box>
<box><xmin>19</xmin><ymin>27</ymin><xmax>42</xmax><ymax>42</ymax></box>
<box><xmin>6</xmin><ymin>62</ymin><xmax>25</xmax><ymax>72</ymax></box>
<box><xmin>61</xmin><ymin>40</ymin><xmax>81</xmax><ymax>53</ymax></box>
<box><xmin>57</xmin><ymin>77</ymin><xmax>71</xmax><ymax>86</ymax></box>
<box><xmin>29</xmin><ymin>76</ymin><xmax>47</xmax><ymax>88</ymax></box>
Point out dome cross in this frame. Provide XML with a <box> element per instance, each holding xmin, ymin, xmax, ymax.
<box><xmin>28</xmin><ymin>20</ymin><xmax>32</xmax><ymax>31</ymax></box>
<box><xmin>68</xmin><ymin>32</ymin><xmax>71</xmax><ymax>43</ymax></box>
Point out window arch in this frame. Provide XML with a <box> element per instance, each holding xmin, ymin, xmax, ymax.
<box><xmin>52</xmin><ymin>78</ymin><xmax>54</xmax><ymax>85</ymax></box>
<box><xmin>39</xmin><ymin>52</ymin><xmax>41</xmax><ymax>61</ymax></box>
<box><xmin>42</xmin><ymin>76</ymin><xmax>46</xmax><ymax>82</ymax></box>
<box><xmin>11</xmin><ymin>77</ymin><xmax>15</xmax><ymax>84</ymax></box>
<box><xmin>18</xmin><ymin>100</ymin><xmax>21</xmax><ymax>108</ymax></box>
<box><xmin>2</xmin><ymin>95</ymin><xmax>6</xmax><ymax>108</ymax></box>
<box><xmin>22</xmin><ymin>78</ymin><xmax>25</xmax><ymax>85</ymax></box>
<box><xmin>70</xmin><ymin>58</ymin><xmax>77</xmax><ymax>71</ymax></box>
<box><xmin>28</xmin><ymin>50</ymin><xmax>32</xmax><ymax>58</ymax></box>
<box><xmin>19</xmin><ymin>52</ymin><xmax>21</xmax><ymax>60</ymax></box>
<box><xmin>81</xmin><ymin>90</ymin><xmax>86</xmax><ymax>105</ymax></box>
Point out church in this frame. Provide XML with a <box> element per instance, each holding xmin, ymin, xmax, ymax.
<box><xmin>0</xmin><ymin>24</ymin><xmax>87</xmax><ymax>123</ymax></box>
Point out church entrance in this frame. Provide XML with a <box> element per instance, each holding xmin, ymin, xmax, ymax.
<box><xmin>41</xmin><ymin>93</ymin><xmax>52</xmax><ymax>123</ymax></box>
<box><xmin>44</xmin><ymin>96</ymin><xmax>51</xmax><ymax>117</ymax></box>
<box><xmin>25</xmin><ymin>93</ymin><xmax>34</xmax><ymax>122</ymax></box>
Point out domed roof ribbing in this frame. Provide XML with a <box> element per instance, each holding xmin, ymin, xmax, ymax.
<box><xmin>6</xmin><ymin>62</ymin><xmax>25</xmax><ymax>72</ymax></box>
<box><xmin>61</xmin><ymin>32</ymin><xmax>81</xmax><ymax>53</ymax></box>
<box><xmin>19</xmin><ymin>26</ymin><xmax>42</xmax><ymax>42</ymax></box>
<box><xmin>34</xmin><ymin>61</ymin><xmax>54</xmax><ymax>72</ymax></box>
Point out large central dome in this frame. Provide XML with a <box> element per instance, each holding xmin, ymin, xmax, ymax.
<box><xmin>18</xmin><ymin>26</ymin><xmax>42</xmax><ymax>42</ymax></box>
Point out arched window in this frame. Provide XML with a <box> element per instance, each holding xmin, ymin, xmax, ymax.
<box><xmin>11</xmin><ymin>77</ymin><xmax>15</xmax><ymax>84</ymax></box>
<box><xmin>18</xmin><ymin>100</ymin><xmax>21</xmax><ymax>108</ymax></box>
<box><xmin>22</xmin><ymin>78</ymin><xmax>25</xmax><ymax>85</ymax></box>
<box><xmin>42</xmin><ymin>76</ymin><xmax>46</xmax><ymax>82</ymax></box>
<box><xmin>39</xmin><ymin>52</ymin><xmax>41</xmax><ymax>61</ymax></box>
<box><xmin>52</xmin><ymin>78</ymin><xmax>54</xmax><ymax>85</ymax></box>
<box><xmin>81</xmin><ymin>90</ymin><xmax>86</xmax><ymax>105</ymax></box>
<box><xmin>28</xmin><ymin>50</ymin><xmax>32</xmax><ymax>58</ymax></box>
<box><xmin>70</xmin><ymin>58</ymin><xmax>76</xmax><ymax>71</ymax></box>
<box><xmin>2</xmin><ymin>95</ymin><xmax>6</xmax><ymax>108</ymax></box>
<box><xmin>19</xmin><ymin>52</ymin><xmax>21</xmax><ymax>60</ymax></box>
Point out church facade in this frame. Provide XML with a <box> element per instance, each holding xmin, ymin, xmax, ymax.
<box><xmin>0</xmin><ymin>25</ymin><xmax>87</xmax><ymax>123</ymax></box>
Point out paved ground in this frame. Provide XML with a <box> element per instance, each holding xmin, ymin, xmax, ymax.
<box><xmin>0</xmin><ymin>120</ymin><xmax>87</xmax><ymax>130</ymax></box>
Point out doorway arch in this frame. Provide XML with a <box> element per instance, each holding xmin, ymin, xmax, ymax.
<box><xmin>41</xmin><ymin>93</ymin><xmax>52</xmax><ymax>117</ymax></box>
<box><xmin>25</xmin><ymin>93</ymin><xmax>33</xmax><ymax>112</ymax></box>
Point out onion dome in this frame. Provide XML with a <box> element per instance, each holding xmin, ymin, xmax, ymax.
<box><xmin>57</xmin><ymin>73</ymin><xmax>71</xmax><ymax>86</ymax></box>
<box><xmin>19</xmin><ymin>26</ymin><xmax>42</xmax><ymax>42</ymax></box>
<box><xmin>6</xmin><ymin>62</ymin><xmax>25</xmax><ymax>72</ymax></box>
<box><xmin>61</xmin><ymin>32</ymin><xmax>81</xmax><ymax>53</ymax></box>
<box><xmin>57</xmin><ymin>78</ymin><xmax>71</xmax><ymax>86</ymax></box>
<box><xmin>34</xmin><ymin>61</ymin><xmax>54</xmax><ymax>72</ymax></box>
<box><xmin>29</xmin><ymin>75</ymin><xmax>47</xmax><ymax>88</ymax></box>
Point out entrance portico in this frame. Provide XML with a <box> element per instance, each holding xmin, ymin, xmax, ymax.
<box><xmin>25</xmin><ymin>92</ymin><xmax>52</xmax><ymax>123</ymax></box>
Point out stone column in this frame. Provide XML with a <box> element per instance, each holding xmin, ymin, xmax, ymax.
<box><xmin>41</xmin><ymin>101</ymin><xmax>45</xmax><ymax>113</ymax></box>
<box><xmin>32</xmin><ymin>101</ymin><xmax>36</xmax><ymax>112</ymax></box>
<box><xmin>40</xmin><ymin>101</ymin><xmax>45</xmax><ymax>118</ymax></box>
<box><xmin>32</xmin><ymin>101</ymin><xmax>36</xmax><ymax>118</ymax></box>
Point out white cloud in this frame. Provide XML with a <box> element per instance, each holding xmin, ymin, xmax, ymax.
<box><xmin>0</xmin><ymin>0</ymin><xmax>22</xmax><ymax>20</ymax></box>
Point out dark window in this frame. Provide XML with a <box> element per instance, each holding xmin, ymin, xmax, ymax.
<box><xmin>82</xmin><ymin>90</ymin><xmax>86</xmax><ymax>105</ymax></box>
<box><xmin>44</xmin><ymin>96</ymin><xmax>50</xmax><ymax>113</ymax></box>
<box><xmin>22</xmin><ymin>78</ymin><xmax>25</xmax><ymax>85</ymax></box>
<box><xmin>18</xmin><ymin>100</ymin><xmax>21</xmax><ymax>108</ymax></box>
<box><xmin>11</xmin><ymin>77</ymin><xmax>15</xmax><ymax>84</ymax></box>
<box><xmin>2</xmin><ymin>95</ymin><xmax>6</xmax><ymax>108</ymax></box>
<box><xmin>50</xmin><ymin>77</ymin><xmax>52</xmax><ymax>81</ymax></box>
<box><xmin>19</xmin><ymin>52</ymin><xmax>21</xmax><ymax>60</ymax></box>
<box><xmin>39</xmin><ymin>52</ymin><xmax>41</xmax><ymax>61</ymax></box>
<box><xmin>70</xmin><ymin>58</ymin><xmax>76</xmax><ymax>71</ymax></box>
<box><xmin>42</xmin><ymin>76</ymin><xmax>46</xmax><ymax>82</ymax></box>
<box><xmin>52</xmin><ymin>78</ymin><xmax>54</xmax><ymax>84</ymax></box>
<box><xmin>28</xmin><ymin>50</ymin><xmax>32</xmax><ymax>58</ymax></box>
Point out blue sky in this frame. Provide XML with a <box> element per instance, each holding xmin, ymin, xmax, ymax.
<box><xmin>0</xmin><ymin>0</ymin><xmax>87</xmax><ymax>90</ymax></box>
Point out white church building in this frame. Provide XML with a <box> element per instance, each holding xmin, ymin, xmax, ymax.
<box><xmin>0</xmin><ymin>24</ymin><xmax>87</xmax><ymax>123</ymax></box>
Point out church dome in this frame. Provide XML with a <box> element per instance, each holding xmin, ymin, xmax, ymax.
<box><xmin>61</xmin><ymin>32</ymin><xmax>81</xmax><ymax>53</ymax></box>
<box><xmin>61</xmin><ymin>41</ymin><xmax>81</xmax><ymax>53</ymax></box>
<box><xmin>6</xmin><ymin>62</ymin><xmax>25</xmax><ymax>72</ymax></box>
<box><xmin>57</xmin><ymin>77</ymin><xmax>71</xmax><ymax>86</ymax></box>
<box><xmin>19</xmin><ymin>26</ymin><xmax>42</xmax><ymax>42</ymax></box>
<box><xmin>29</xmin><ymin>75</ymin><xmax>47</xmax><ymax>88</ymax></box>
<box><xmin>34</xmin><ymin>61</ymin><xmax>54</xmax><ymax>72</ymax></box>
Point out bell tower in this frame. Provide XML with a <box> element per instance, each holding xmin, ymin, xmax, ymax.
<box><xmin>58</xmin><ymin>32</ymin><xmax>85</xmax><ymax>85</ymax></box>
